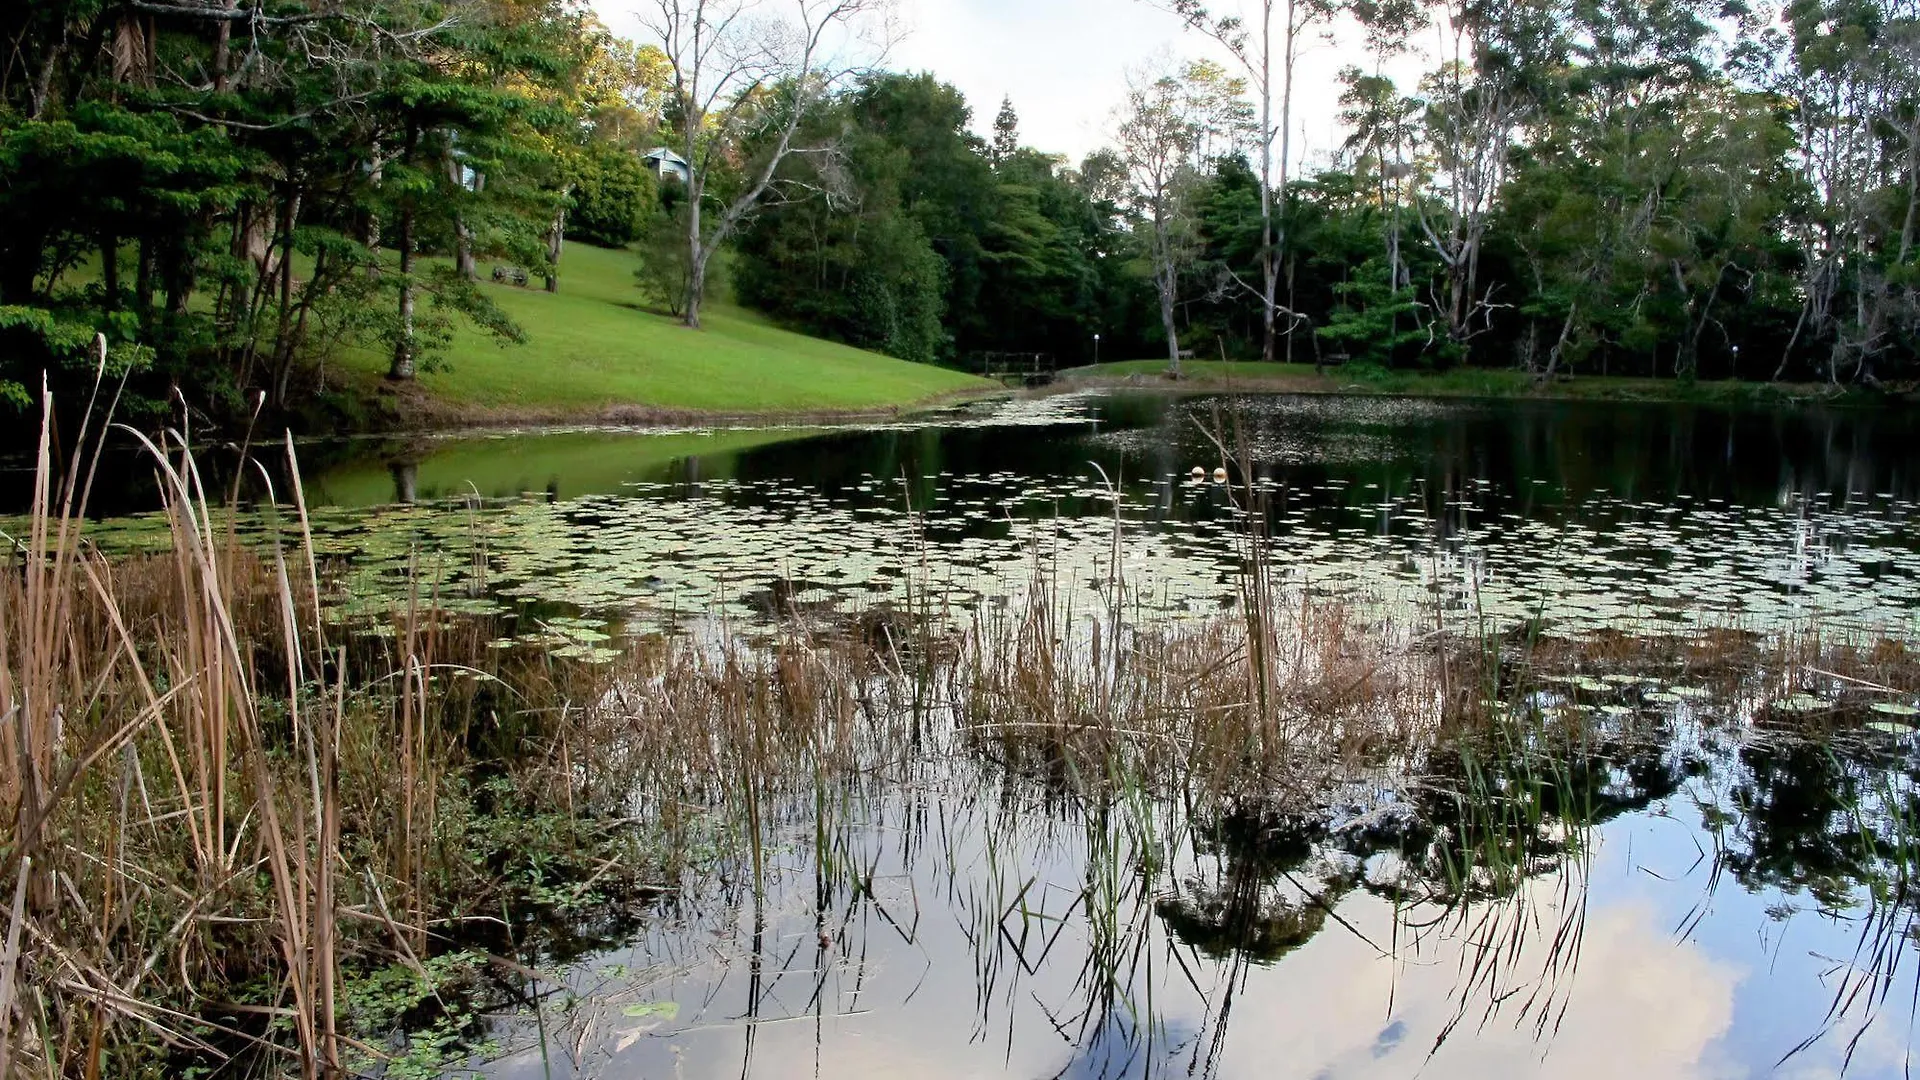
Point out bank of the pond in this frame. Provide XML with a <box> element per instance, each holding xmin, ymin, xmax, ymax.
<box><xmin>1061</xmin><ymin>358</ymin><xmax>1903</xmax><ymax>406</ymax></box>
<box><xmin>330</xmin><ymin>242</ymin><xmax>994</xmax><ymax>428</ymax></box>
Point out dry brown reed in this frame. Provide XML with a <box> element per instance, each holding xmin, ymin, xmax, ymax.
<box><xmin>950</xmin><ymin>571</ymin><xmax>1447</xmax><ymax>808</ymax></box>
<box><xmin>0</xmin><ymin>371</ymin><xmax>523</xmax><ymax>1078</ymax></box>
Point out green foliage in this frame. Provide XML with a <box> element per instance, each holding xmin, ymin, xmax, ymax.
<box><xmin>731</xmin><ymin>73</ymin><xmax>1134</xmax><ymax>368</ymax></box>
<box><xmin>2</xmin><ymin>0</ymin><xmax>1915</xmax><ymax>443</ymax></box>
<box><xmin>0</xmin><ymin>0</ymin><xmax>590</xmax><ymax>431</ymax></box>
<box><xmin>733</xmin><ymin>89</ymin><xmax>952</xmax><ymax>363</ymax></box>
<box><xmin>736</xmin><ymin>206</ymin><xmax>948</xmax><ymax>362</ymax></box>
<box><xmin>1316</xmin><ymin>259</ymin><xmax>1434</xmax><ymax>368</ymax></box>
<box><xmin>634</xmin><ymin>208</ymin><xmax>696</xmax><ymax>317</ymax></box>
<box><xmin>340</xmin><ymin>951</ymin><xmax>502</xmax><ymax>1078</ymax></box>
<box><xmin>0</xmin><ymin>306</ymin><xmax>153</xmax><ymax>412</ymax></box>
<box><xmin>565</xmin><ymin>142</ymin><xmax>657</xmax><ymax>247</ymax></box>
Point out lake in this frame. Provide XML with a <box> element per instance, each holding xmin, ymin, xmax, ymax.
<box><xmin>22</xmin><ymin>391</ymin><xmax>1920</xmax><ymax>1078</ymax></box>
<box><xmin>67</xmin><ymin>390</ymin><xmax>1914</xmax><ymax>639</ymax></box>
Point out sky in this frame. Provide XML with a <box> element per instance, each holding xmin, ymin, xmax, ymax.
<box><xmin>593</xmin><ymin>0</ymin><xmax>1412</xmax><ymax>168</ymax></box>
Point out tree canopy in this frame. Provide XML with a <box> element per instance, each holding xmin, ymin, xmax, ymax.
<box><xmin>2</xmin><ymin>0</ymin><xmax>1915</xmax><ymax>441</ymax></box>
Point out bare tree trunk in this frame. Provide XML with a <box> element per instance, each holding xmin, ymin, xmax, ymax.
<box><xmin>135</xmin><ymin>239</ymin><xmax>154</xmax><ymax>316</ymax></box>
<box><xmin>30</xmin><ymin>46</ymin><xmax>61</xmax><ymax>118</ymax></box>
<box><xmin>454</xmin><ymin>219</ymin><xmax>476</xmax><ymax>280</ymax></box>
<box><xmin>101</xmin><ymin>236</ymin><xmax>119</xmax><ymax>308</ymax></box>
<box><xmin>1672</xmin><ymin>259</ymin><xmax>1726</xmax><ymax>381</ymax></box>
<box><xmin>1285</xmin><ymin>252</ymin><xmax>1299</xmax><ymax>365</ymax></box>
<box><xmin>686</xmin><ymin>245</ymin><xmax>711</xmax><ymax>329</ymax></box>
<box><xmin>451</xmin><ymin>172</ymin><xmax>478</xmax><ymax>282</ymax></box>
<box><xmin>545</xmin><ymin>197</ymin><xmax>566</xmax><ymax>293</ymax></box>
<box><xmin>275</xmin><ymin>246</ymin><xmax>327</xmax><ymax>405</ymax></box>
<box><xmin>1157</xmin><ymin>228</ymin><xmax>1182</xmax><ymax>377</ymax></box>
<box><xmin>111</xmin><ymin>15</ymin><xmax>148</xmax><ymax>86</ymax></box>
<box><xmin>1257</xmin><ymin>0</ymin><xmax>1277</xmax><ymax>365</ymax></box>
<box><xmin>1774</xmin><ymin>298</ymin><xmax>1810</xmax><ymax>382</ymax></box>
<box><xmin>452</xmin><ymin>167</ymin><xmax>481</xmax><ymax>281</ymax></box>
<box><xmin>269</xmin><ymin>191</ymin><xmax>301</xmax><ymax>404</ymax></box>
<box><xmin>682</xmin><ymin>176</ymin><xmax>704</xmax><ymax>326</ymax></box>
<box><xmin>1540</xmin><ymin>303</ymin><xmax>1577</xmax><ymax>382</ymax></box>
<box><xmin>163</xmin><ymin>240</ymin><xmax>191</xmax><ymax>317</ymax></box>
<box><xmin>1270</xmin><ymin>0</ymin><xmax>1300</xmax><ymax>364</ymax></box>
<box><xmin>389</xmin><ymin>206</ymin><xmax>416</xmax><ymax>380</ymax></box>
<box><xmin>212</xmin><ymin>0</ymin><xmax>234</xmax><ymax>93</ymax></box>
<box><xmin>364</xmin><ymin>139</ymin><xmax>384</xmax><ymax>277</ymax></box>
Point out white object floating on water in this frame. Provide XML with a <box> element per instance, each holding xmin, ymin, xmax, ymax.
<box><xmin>1213</xmin><ymin>467</ymin><xmax>1228</xmax><ymax>483</ymax></box>
<box><xmin>1190</xmin><ymin>466</ymin><xmax>1205</xmax><ymax>481</ymax></box>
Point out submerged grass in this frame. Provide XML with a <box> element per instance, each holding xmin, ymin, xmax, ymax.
<box><xmin>3</xmin><ymin>363</ymin><xmax>1920</xmax><ymax>1076</ymax></box>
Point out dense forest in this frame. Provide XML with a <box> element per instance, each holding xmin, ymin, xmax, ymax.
<box><xmin>2</xmin><ymin>0</ymin><xmax>1917</xmax><ymax>436</ymax></box>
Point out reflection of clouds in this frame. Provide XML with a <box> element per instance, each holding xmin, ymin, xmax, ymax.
<box><xmin>1776</xmin><ymin>981</ymin><xmax>1920</xmax><ymax>1080</ymax></box>
<box><xmin>477</xmin><ymin>790</ymin><xmax>1920</xmax><ymax>1080</ymax></box>
<box><xmin>1219</xmin><ymin>893</ymin><xmax>1743</xmax><ymax>1080</ymax></box>
<box><xmin>602</xmin><ymin>895</ymin><xmax>1749</xmax><ymax>1080</ymax></box>
<box><xmin>1845</xmin><ymin>1010</ymin><xmax>1920</xmax><ymax>1076</ymax></box>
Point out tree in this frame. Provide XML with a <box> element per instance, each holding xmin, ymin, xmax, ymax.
<box><xmin>727</xmin><ymin>72</ymin><xmax>1131</xmax><ymax>367</ymax></box>
<box><xmin>1337</xmin><ymin>70</ymin><xmax>1426</xmax><ymax>346</ymax></box>
<box><xmin>734</xmin><ymin>91</ymin><xmax>948</xmax><ymax>361</ymax></box>
<box><xmin>1340</xmin><ymin>0</ymin><xmax>1427</xmax><ymax>295</ymax></box>
<box><xmin>1117</xmin><ymin>68</ymin><xmax>1202</xmax><ymax>374</ymax></box>
<box><xmin>1776</xmin><ymin>0</ymin><xmax>1920</xmax><ymax>383</ymax></box>
<box><xmin>642</xmin><ymin>0</ymin><xmax>897</xmax><ymax>329</ymax></box>
<box><xmin>574</xmin><ymin>18</ymin><xmax>675</xmax><ymax>146</ymax></box>
<box><xmin>1179</xmin><ymin>59</ymin><xmax>1259</xmax><ymax>166</ymax></box>
<box><xmin>1409</xmin><ymin>0</ymin><xmax>1562</xmax><ymax>357</ymax></box>
<box><xmin>1158</xmin><ymin>0</ymin><xmax>1336</xmax><ymax>363</ymax></box>
<box><xmin>1490</xmin><ymin>0</ymin><xmax>1790</xmax><ymax>381</ymax></box>
<box><xmin>0</xmin><ymin>0</ymin><xmax>579</xmax><ymax>409</ymax></box>
<box><xmin>991</xmin><ymin>96</ymin><xmax>1020</xmax><ymax>164</ymax></box>
<box><xmin>564</xmin><ymin>142</ymin><xmax>658</xmax><ymax>247</ymax></box>
<box><xmin>374</xmin><ymin>6</ymin><xmax>574</xmax><ymax>380</ymax></box>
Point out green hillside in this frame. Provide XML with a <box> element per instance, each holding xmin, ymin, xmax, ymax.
<box><xmin>336</xmin><ymin>242</ymin><xmax>990</xmax><ymax>422</ymax></box>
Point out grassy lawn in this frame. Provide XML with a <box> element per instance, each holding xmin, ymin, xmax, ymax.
<box><xmin>1060</xmin><ymin>359</ymin><xmax>1871</xmax><ymax>405</ymax></box>
<box><xmin>335</xmin><ymin>243</ymin><xmax>989</xmax><ymax>421</ymax></box>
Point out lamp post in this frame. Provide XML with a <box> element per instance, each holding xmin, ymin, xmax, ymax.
<box><xmin>1093</xmin><ymin>333</ymin><xmax>1101</xmax><ymax>366</ymax></box>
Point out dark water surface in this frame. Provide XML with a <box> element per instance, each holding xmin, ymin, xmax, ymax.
<box><xmin>308</xmin><ymin>390</ymin><xmax>1920</xmax><ymax>511</ymax></box>
<box><xmin>30</xmin><ymin>389</ymin><xmax>1917</xmax><ymax>639</ymax></box>
<box><xmin>22</xmin><ymin>393</ymin><xmax>1920</xmax><ymax>639</ymax></box>
<box><xmin>19</xmin><ymin>391</ymin><xmax>1920</xmax><ymax>1076</ymax></box>
<box><xmin>273</xmin><ymin>393</ymin><xmax>1920</xmax><ymax>636</ymax></box>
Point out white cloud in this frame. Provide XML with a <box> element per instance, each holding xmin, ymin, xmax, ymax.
<box><xmin>1209</xmin><ymin>890</ymin><xmax>1746</xmax><ymax>1080</ymax></box>
<box><xmin>889</xmin><ymin>0</ymin><xmax>1226</xmax><ymax>161</ymax></box>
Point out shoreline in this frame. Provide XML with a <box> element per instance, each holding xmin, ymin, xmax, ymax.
<box><xmin>1053</xmin><ymin>362</ymin><xmax>1908</xmax><ymax>408</ymax></box>
<box><xmin>300</xmin><ymin>360</ymin><xmax>1912</xmax><ymax>447</ymax></box>
<box><xmin>350</xmin><ymin>380</ymin><xmax>1003</xmax><ymax>435</ymax></box>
